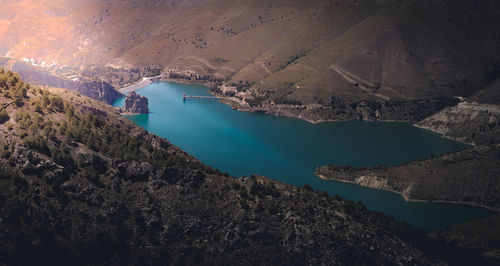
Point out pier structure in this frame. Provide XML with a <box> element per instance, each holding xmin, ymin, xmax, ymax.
<box><xmin>182</xmin><ymin>93</ymin><xmax>222</xmax><ymax>101</ymax></box>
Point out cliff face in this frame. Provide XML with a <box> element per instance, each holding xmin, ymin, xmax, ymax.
<box><xmin>74</xmin><ymin>80</ymin><xmax>123</xmax><ymax>104</ymax></box>
<box><xmin>124</xmin><ymin>91</ymin><xmax>149</xmax><ymax>114</ymax></box>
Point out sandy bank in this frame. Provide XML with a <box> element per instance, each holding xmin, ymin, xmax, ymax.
<box><xmin>119</xmin><ymin>75</ymin><xmax>162</xmax><ymax>94</ymax></box>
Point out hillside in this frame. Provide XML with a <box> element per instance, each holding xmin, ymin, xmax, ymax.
<box><xmin>316</xmin><ymin>145</ymin><xmax>500</xmax><ymax>211</ymax></box>
<box><xmin>1</xmin><ymin>0</ymin><xmax>499</xmax><ymax>112</ymax></box>
<box><xmin>416</xmin><ymin>100</ymin><xmax>500</xmax><ymax>146</ymax></box>
<box><xmin>430</xmin><ymin>214</ymin><xmax>500</xmax><ymax>262</ymax></box>
<box><xmin>0</xmin><ymin>57</ymin><xmax>123</xmax><ymax>103</ymax></box>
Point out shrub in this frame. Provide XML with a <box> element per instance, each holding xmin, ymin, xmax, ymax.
<box><xmin>0</xmin><ymin>109</ymin><xmax>9</xmax><ymax>124</ymax></box>
<box><xmin>49</xmin><ymin>95</ymin><xmax>65</xmax><ymax>112</ymax></box>
<box><xmin>1</xmin><ymin>149</ymin><xmax>11</xmax><ymax>159</ymax></box>
<box><xmin>303</xmin><ymin>184</ymin><xmax>313</xmax><ymax>192</ymax></box>
<box><xmin>23</xmin><ymin>135</ymin><xmax>51</xmax><ymax>156</ymax></box>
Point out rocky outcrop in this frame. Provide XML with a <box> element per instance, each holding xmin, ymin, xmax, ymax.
<box><xmin>123</xmin><ymin>91</ymin><xmax>149</xmax><ymax>114</ymax></box>
<box><xmin>316</xmin><ymin>145</ymin><xmax>500</xmax><ymax>210</ymax></box>
<box><xmin>74</xmin><ymin>80</ymin><xmax>123</xmax><ymax>104</ymax></box>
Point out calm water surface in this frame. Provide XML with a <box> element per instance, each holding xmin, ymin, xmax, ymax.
<box><xmin>114</xmin><ymin>82</ymin><xmax>493</xmax><ymax>231</ymax></box>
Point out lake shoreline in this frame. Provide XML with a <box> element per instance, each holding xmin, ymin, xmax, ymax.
<box><xmin>158</xmin><ymin>78</ymin><xmax>474</xmax><ymax>146</ymax></box>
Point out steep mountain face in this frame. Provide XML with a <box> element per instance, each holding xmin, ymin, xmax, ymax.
<box><xmin>1</xmin><ymin>0</ymin><xmax>499</xmax><ymax>107</ymax></box>
<box><xmin>0</xmin><ymin>70</ymin><xmax>463</xmax><ymax>264</ymax></box>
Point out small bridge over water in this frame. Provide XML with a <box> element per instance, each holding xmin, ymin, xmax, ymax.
<box><xmin>183</xmin><ymin>93</ymin><xmax>223</xmax><ymax>101</ymax></box>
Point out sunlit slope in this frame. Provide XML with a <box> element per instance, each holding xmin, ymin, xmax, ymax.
<box><xmin>1</xmin><ymin>0</ymin><xmax>499</xmax><ymax>103</ymax></box>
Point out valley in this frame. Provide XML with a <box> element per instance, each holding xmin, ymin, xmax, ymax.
<box><xmin>1</xmin><ymin>0</ymin><xmax>500</xmax><ymax>264</ymax></box>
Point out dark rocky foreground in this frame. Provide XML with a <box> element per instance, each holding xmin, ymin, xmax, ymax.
<box><xmin>0</xmin><ymin>70</ymin><xmax>495</xmax><ymax>265</ymax></box>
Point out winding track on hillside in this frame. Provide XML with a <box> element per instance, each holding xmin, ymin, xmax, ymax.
<box><xmin>329</xmin><ymin>64</ymin><xmax>391</xmax><ymax>100</ymax></box>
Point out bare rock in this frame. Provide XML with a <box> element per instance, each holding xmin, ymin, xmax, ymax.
<box><xmin>123</xmin><ymin>91</ymin><xmax>149</xmax><ymax>114</ymax></box>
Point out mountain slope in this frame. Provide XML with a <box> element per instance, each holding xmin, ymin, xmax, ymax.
<box><xmin>1</xmin><ymin>0</ymin><xmax>499</xmax><ymax>107</ymax></box>
<box><xmin>0</xmin><ymin>57</ymin><xmax>123</xmax><ymax>103</ymax></box>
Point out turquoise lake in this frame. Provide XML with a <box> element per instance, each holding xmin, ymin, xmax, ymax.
<box><xmin>114</xmin><ymin>81</ymin><xmax>493</xmax><ymax>231</ymax></box>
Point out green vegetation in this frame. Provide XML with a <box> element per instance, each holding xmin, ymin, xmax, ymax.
<box><xmin>0</xmin><ymin>67</ymin><xmax>195</xmax><ymax>184</ymax></box>
<box><xmin>246</xmin><ymin>96</ymin><xmax>267</xmax><ymax>107</ymax></box>
<box><xmin>273</xmin><ymin>96</ymin><xmax>302</xmax><ymax>106</ymax></box>
<box><xmin>0</xmin><ymin>69</ymin><xmax>29</xmax><ymax>107</ymax></box>
<box><xmin>278</xmin><ymin>52</ymin><xmax>307</xmax><ymax>71</ymax></box>
<box><xmin>227</xmin><ymin>81</ymin><xmax>254</xmax><ymax>92</ymax></box>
